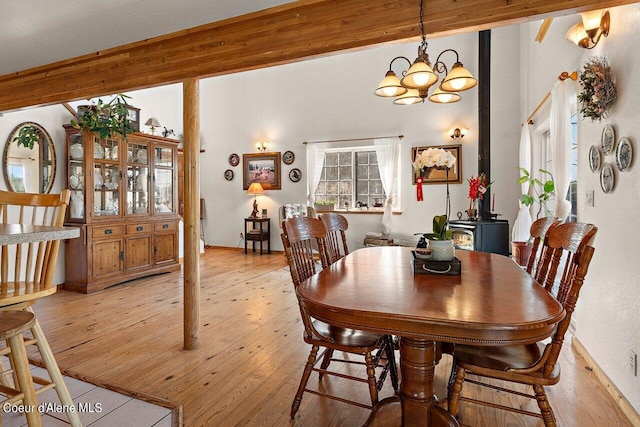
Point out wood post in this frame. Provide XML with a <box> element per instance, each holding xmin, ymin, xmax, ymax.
<box><xmin>183</xmin><ymin>78</ymin><xmax>200</xmax><ymax>350</ymax></box>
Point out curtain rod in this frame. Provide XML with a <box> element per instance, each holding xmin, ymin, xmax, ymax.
<box><xmin>303</xmin><ymin>135</ymin><xmax>403</xmax><ymax>144</ymax></box>
<box><xmin>526</xmin><ymin>71</ymin><xmax>578</xmax><ymax>125</ymax></box>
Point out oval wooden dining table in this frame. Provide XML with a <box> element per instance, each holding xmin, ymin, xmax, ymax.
<box><xmin>296</xmin><ymin>246</ymin><xmax>565</xmax><ymax>427</ymax></box>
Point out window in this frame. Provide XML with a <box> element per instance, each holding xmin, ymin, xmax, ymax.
<box><xmin>315</xmin><ymin>149</ymin><xmax>386</xmax><ymax>209</ymax></box>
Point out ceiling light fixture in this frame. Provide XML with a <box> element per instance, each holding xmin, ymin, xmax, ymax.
<box><xmin>566</xmin><ymin>9</ymin><xmax>610</xmax><ymax>49</ymax></box>
<box><xmin>374</xmin><ymin>0</ymin><xmax>477</xmax><ymax>105</ymax></box>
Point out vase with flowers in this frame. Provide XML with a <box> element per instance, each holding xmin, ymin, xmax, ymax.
<box><xmin>412</xmin><ymin>148</ymin><xmax>457</xmax><ymax>261</ymax></box>
<box><xmin>466</xmin><ymin>173</ymin><xmax>491</xmax><ymax>220</ymax></box>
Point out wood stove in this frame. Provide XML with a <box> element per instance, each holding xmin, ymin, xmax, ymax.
<box><xmin>449</xmin><ymin>220</ymin><xmax>510</xmax><ymax>256</ymax></box>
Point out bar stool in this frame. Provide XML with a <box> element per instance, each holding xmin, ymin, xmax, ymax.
<box><xmin>0</xmin><ymin>310</ymin><xmax>42</xmax><ymax>427</ymax></box>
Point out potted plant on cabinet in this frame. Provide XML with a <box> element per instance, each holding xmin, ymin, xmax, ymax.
<box><xmin>511</xmin><ymin>168</ymin><xmax>555</xmax><ymax>266</ymax></box>
<box><xmin>70</xmin><ymin>94</ymin><xmax>134</xmax><ymax>139</ymax></box>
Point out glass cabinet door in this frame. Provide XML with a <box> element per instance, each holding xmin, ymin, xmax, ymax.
<box><xmin>93</xmin><ymin>136</ymin><xmax>121</xmax><ymax>218</ymax></box>
<box><xmin>127</xmin><ymin>141</ymin><xmax>149</xmax><ymax>215</ymax></box>
<box><xmin>154</xmin><ymin>146</ymin><xmax>174</xmax><ymax>214</ymax></box>
<box><xmin>68</xmin><ymin>133</ymin><xmax>85</xmax><ymax>220</ymax></box>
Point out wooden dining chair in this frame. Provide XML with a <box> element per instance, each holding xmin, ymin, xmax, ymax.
<box><xmin>281</xmin><ymin>217</ymin><xmax>398</xmax><ymax>418</ymax></box>
<box><xmin>526</xmin><ymin>217</ymin><xmax>562</xmax><ymax>275</ymax></box>
<box><xmin>319</xmin><ymin>212</ymin><xmax>349</xmax><ymax>265</ymax></box>
<box><xmin>447</xmin><ymin>222</ymin><xmax>597</xmax><ymax>426</ymax></box>
<box><xmin>0</xmin><ymin>189</ymin><xmax>82</xmax><ymax>427</ymax></box>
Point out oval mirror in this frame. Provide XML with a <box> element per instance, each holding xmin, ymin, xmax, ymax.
<box><xmin>3</xmin><ymin>122</ymin><xmax>56</xmax><ymax>193</ymax></box>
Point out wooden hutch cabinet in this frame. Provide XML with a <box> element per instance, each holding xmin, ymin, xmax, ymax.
<box><xmin>63</xmin><ymin>125</ymin><xmax>181</xmax><ymax>293</ymax></box>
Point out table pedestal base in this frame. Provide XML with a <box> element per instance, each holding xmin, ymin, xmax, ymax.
<box><xmin>365</xmin><ymin>338</ymin><xmax>459</xmax><ymax>427</ymax></box>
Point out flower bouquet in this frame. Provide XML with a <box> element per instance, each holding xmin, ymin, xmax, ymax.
<box><xmin>578</xmin><ymin>56</ymin><xmax>616</xmax><ymax>122</ymax></box>
<box><xmin>466</xmin><ymin>173</ymin><xmax>490</xmax><ymax>220</ymax></box>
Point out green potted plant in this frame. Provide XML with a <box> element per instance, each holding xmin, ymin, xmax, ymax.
<box><xmin>70</xmin><ymin>94</ymin><xmax>134</xmax><ymax>139</ymax></box>
<box><xmin>314</xmin><ymin>200</ymin><xmax>335</xmax><ymax>212</ymax></box>
<box><xmin>12</xmin><ymin>125</ymin><xmax>40</xmax><ymax>149</ymax></box>
<box><xmin>512</xmin><ymin>168</ymin><xmax>556</xmax><ymax>266</ymax></box>
<box><xmin>425</xmin><ymin>214</ymin><xmax>455</xmax><ymax>261</ymax></box>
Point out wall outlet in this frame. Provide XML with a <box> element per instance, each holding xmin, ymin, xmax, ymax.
<box><xmin>631</xmin><ymin>350</ymin><xmax>638</xmax><ymax>377</ymax></box>
<box><xmin>585</xmin><ymin>190</ymin><xmax>595</xmax><ymax>207</ymax></box>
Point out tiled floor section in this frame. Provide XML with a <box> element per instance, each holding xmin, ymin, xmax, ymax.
<box><xmin>2</xmin><ymin>365</ymin><xmax>173</xmax><ymax>426</ymax></box>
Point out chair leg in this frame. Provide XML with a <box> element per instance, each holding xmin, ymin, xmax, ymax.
<box><xmin>447</xmin><ymin>365</ymin><xmax>466</xmax><ymax>416</ymax></box>
<box><xmin>385</xmin><ymin>336</ymin><xmax>399</xmax><ymax>392</ymax></box>
<box><xmin>533</xmin><ymin>384</ymin><xmax>557</xmax><ymax>427</ymax></box>
<box><xmin>291</xmin><ymin>345</ymin><xmax>319</xmax><ymax>419</ymax></box>
<box><xmin>447</xmin><ymin>360</ymin><xmax>458</xmax><ymax>395</ymax></box>
<box><xmin>27</xmin><ymin>309</ymin><xmax>82</xmax><ymax>427</ymax></box>
<box><xmin>0</xmin><ymin>356</ymin><xmax>15</xmax><ymax>388</ymax></box>
<box><xmin>318</xmin><ymin>349</ymin><xmax>334</xmax><ymax>380</ymax></box>
<box><xmin>364</xmin><ymin>351</ymin><xmax>379</xmax><ymax>407</ymax></box>
<box><xmin>7</xmin><ymin>333</ymin><xmax>43</xmax><ymax>427</ymax></box>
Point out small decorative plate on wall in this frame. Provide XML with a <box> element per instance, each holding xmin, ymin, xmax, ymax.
<box><xmin>600</xmin><ymin>162</ymin><xmax>615</xmax><ymax>194</ymax></box>
<box><xmin>589</xmin><ymin>145</ymin><xmax>601</xmax><ymax>173</ymax></box>
<box><xmin>228</xmin><ymin>153</ymin><xmax>240</xmax><ymax>167</ymax></box>
<box><xmin>289</xmin><ymin>168</ymin><xmax>301</xmax><ymax>182</ymax></box>
<box><xmin>615</xmin><ymin>137</ymin><xmax>633</xmax><ymax>171</ymax></box>
<box><xmin>601</xmin><ymin>124</ymin><xmax>616</xmax><ymax>154</ymax></box>
<box><xmin>224</xmin><ymin>169</ymin><xmax>234</xmax><ymax>181</ymax></box>
<box><xmin>283</xmin><ymin>150</ymin><xmax>295</xmax><ymax>165</ymax></box>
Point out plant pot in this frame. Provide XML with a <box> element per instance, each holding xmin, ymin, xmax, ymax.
<box><xmin>314</xmin><ymin>203</ymin><xmax>334</xmax><ymax>212</ymax></box>
<box><xmin>511</xmin><ymin>241</ymin><xmax>532</xmax><ymax>267</ymax></box>
<box><xmin>428</xmin><ymin>239</ymin><xmax>455</xmax><ymax>261</ymax></box>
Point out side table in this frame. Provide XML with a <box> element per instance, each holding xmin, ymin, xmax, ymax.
<box><xmin>244</xmin><ymin>217</ymin><xmax>271</xmax><ymax>255</ymax></box>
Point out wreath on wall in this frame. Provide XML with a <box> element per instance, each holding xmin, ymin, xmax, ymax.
<box><xmin>578</xmin><ymin>56</ymin><xmax>617</xmax><ymax>122</ymax></box>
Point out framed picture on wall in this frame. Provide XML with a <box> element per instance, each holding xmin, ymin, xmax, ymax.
<box><xmin>411</xmin><ymin>144</ymin><xmax>462</xmax><ymax>184</ymax></box>
<box><xmin>243</xmin><ymin>152</ymin><xmax>282</xmax><ymax>190</ymax></box>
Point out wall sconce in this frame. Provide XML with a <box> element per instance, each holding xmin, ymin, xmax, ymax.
<box><xmin>566</xmin><ymin>9</ymin><xmax>610</xmax><ymax>49</ymax></box>
<box><xmin>255</xmin><ymin>140</ymin><xmax>269</xmax><ymax>152</ymax></box>
<box><xmin>448</xmin><ymin>128</ymin><xmax>467</xmax><ymax>140</ymax></box>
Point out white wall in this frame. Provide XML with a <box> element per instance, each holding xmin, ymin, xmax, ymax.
<box><xmin>0</xmin><ymin>105</ymin><xmax>74</xmax><ymax>284</ymax></box>
<box><xmin>522</xmin><ymin>6</ymin><xmax>640</xmax><ymax>414</ymax></box>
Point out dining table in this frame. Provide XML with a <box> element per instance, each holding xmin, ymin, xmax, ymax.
<box><xmin>0</xmin><ymin>224</ymin><xmax>79</xmax><ymax>245</ymax></box>
<box><xmin>296</xmin><ymin>246</ymin><xmax>565</xmax><ymax>427</ymax></box>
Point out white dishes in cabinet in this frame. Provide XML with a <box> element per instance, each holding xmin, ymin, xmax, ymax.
<box><xmin>70</xmin><ymin>144</ymin><xmax>84</xmax><ymax>160</ymax></box>
<box><xmin>94</xmin><ymin>172</ymin><xmax>103</xmax><ymax>189</ymax></box>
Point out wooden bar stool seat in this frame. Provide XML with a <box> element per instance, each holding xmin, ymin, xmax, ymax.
<box><xmin>0</xmin><ymin>310</ymin><xmax>42</xmax><ymax>427</ymax></box>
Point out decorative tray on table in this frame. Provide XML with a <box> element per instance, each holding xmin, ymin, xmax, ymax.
<box><xmin>411</xmin><ymin>251</ymin><xmax>461</xmax><ymax>276</ymax></box>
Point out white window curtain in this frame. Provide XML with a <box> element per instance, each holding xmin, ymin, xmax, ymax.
<box><xmin>512</xmin><ymin>123</ymin><xmax>533</xmax><ymax>242</ymax></box>
<box><xmin>306</xmin><ymin>142</ymin><xmax>328</xmax><ymax>206</ymax></box>
<box><xmin>374</xmin><ymin>137</ymin><xmax>400</xmax><ymax>235</ymax></box>
<box><xmin>550</xmin><ymin>79</ymin><xmax>578</xmax><ymax>221</ymax></box>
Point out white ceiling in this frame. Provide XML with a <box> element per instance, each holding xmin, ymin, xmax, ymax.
<box><xmin>0</xmin><ymin>0</ymin><xmax>296</xmax><ymax>76</ymax></box>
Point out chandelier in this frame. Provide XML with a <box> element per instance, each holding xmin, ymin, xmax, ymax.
<box><xmin>374</xmin><ymin>0</ymin><xmax>477</xmax><ymax>105</ymax></box>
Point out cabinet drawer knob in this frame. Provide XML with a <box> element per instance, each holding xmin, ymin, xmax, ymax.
<box><xmin>136</xmin><ymin>226</ymin><xmax>144</xmax><ymax>231</ymax></box>
<box><xmin>162</xmin><ymin>224</ymin><xmax>169</xmax><ymax>229</ymax></box>
<box><xmin>104</xmin><ymin>229</ymin><xmax>112</xmax><ymax>235</ymax></box>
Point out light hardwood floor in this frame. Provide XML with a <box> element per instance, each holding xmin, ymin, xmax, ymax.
<box><xmin>29</xmin><ymin>248</ymin><xmax>631</xmax><ymax>426</ymax></box>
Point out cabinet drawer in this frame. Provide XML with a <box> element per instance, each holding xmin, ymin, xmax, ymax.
<box><xmin>155</xmin><ymin>221</ymin><xmax>177</xmax><ymax>232</ymax></box>
<box><xmin>92</xmin><ymin>225</ymin><xmax>124</xmax><ymax>238</ymax></box>
<box><xmin>126</xmin><ymin>223</ymin><xmax>152</xmax><ymax>235</ymax></box>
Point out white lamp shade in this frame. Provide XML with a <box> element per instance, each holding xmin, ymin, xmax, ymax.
<box><xmin>566</xmin><ymin>22</ymin><xmax>588</xmax><ymax>45</ymax></box>
<box><xmin>429</xmin><ymin>87</ymin><xmax>461</xmax><ymax>104</ymax></box>
<box><xmin>440</xmin><ymin>63</ymin><xmax>478</xmax><ymax>92</ymax></box>
<box><xmin>400</xmin><ymin>59</ymin><xmax>438</xmax><ymax>89</ymax></box>
<box><xmin>393</xmin><ymin>89</ymin><xmax>423</xmax><ymax>105</ymax></box>
<box><xmin>375</xmin><ymin>71</ymin><xmax>408</xmax><ymax>97</ymax></box>
<box><xmin>580</xmin><ymin>9</ymin><xmax>604</xmax><ymax>31</ymax></box>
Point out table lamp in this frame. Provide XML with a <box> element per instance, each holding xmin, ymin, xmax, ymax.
<box><xmin>144</xmin><ymin>117</ymin><xmax>161</xmax><ymax>135</ymax></box>
<box><xmin>247</xmin><ymin>182</ymin><xmax>265</xmax><ymax>218</ymax></box>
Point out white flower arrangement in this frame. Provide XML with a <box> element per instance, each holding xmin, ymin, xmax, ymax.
<box><xmin>413</xmin><ymin>147</ymin><xmax>456</xmax><ymax>171</ymax></box>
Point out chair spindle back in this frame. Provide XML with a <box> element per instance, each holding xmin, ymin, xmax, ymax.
<box><xmin>526</xmin><ymin>217</ymin><xmax>561</xmax><ymax>275</ymax></box>
<box><xmin>281</xmin><ymin>217</ymin><xmax>328</xmax><ymax>287</ymax></box>
<box><xmin>320</xmin><ymin>213</ymin><xmax>349</xmax><ymax>265</ymax></box>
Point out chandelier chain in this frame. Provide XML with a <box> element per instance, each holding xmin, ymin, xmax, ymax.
<box><xmin>419</xmin><ymin>0</ymin><xmax>427</xmax><ymax>50</ymax></box>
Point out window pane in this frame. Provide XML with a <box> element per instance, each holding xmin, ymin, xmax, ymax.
<box><xmin>315</xmin><ymin>181</ymin><xmax>326</xmax><ymax>194</ymax></box>
<box><xmin>326</xmin><ymin>152</ymin><xmax>339</xmax><ymax>166</ymax></box>
<box><xmin>357</xmin><ymin>165</ymin><xmax>369</xmax><ymax>179</ymax></box>
<box><xmin>370</xmin><ymin>180</ymin><xmax>384</xmax><ymax>195</ymax></box>
<box><xmin>339</xmin><ymin>181</ymin><xmax>352</xmax><ymax>194</ymax></box>
<box><xmin>357</xmin><ymin>182</ymin><xmax>369</xmax><ymax>195</ymax></box>
<box><xmin>356</xmin><ymin>152</ymin><xmax>368</xmax><ymax>164</ymax></box>
<box><xmin>369</xmin><ymin>166</ymin><xmax>380</xmax><ymax>180</ymax></box>
<box><xmin>369</xmin><ymin>152</ymin><xmax>378</xmax><ymax>165</ymax></box>
<box><xmin>326</xmin><ymin>166</ymin><xmax>339</xmax><ymax>180</ymax></box>
<box><xmin>326</xmin><ymin>182</ymin><xmax>339</xmax><ymax>194</ymax></box>
<box><xmin>339</xmin><ymin>152</ymin><xmax>351</xmax><ymax>164</ymax></box>
<box><xmin>339</xmin><ymin>166</ymin><xmax>352</xmax><ymax>179</ymax></box>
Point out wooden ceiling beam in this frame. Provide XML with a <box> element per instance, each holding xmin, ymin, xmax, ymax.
<box><xmin>0</xmin><ymin>0</ymin><xmax>634</xmax><ymax>111</ymax></box>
